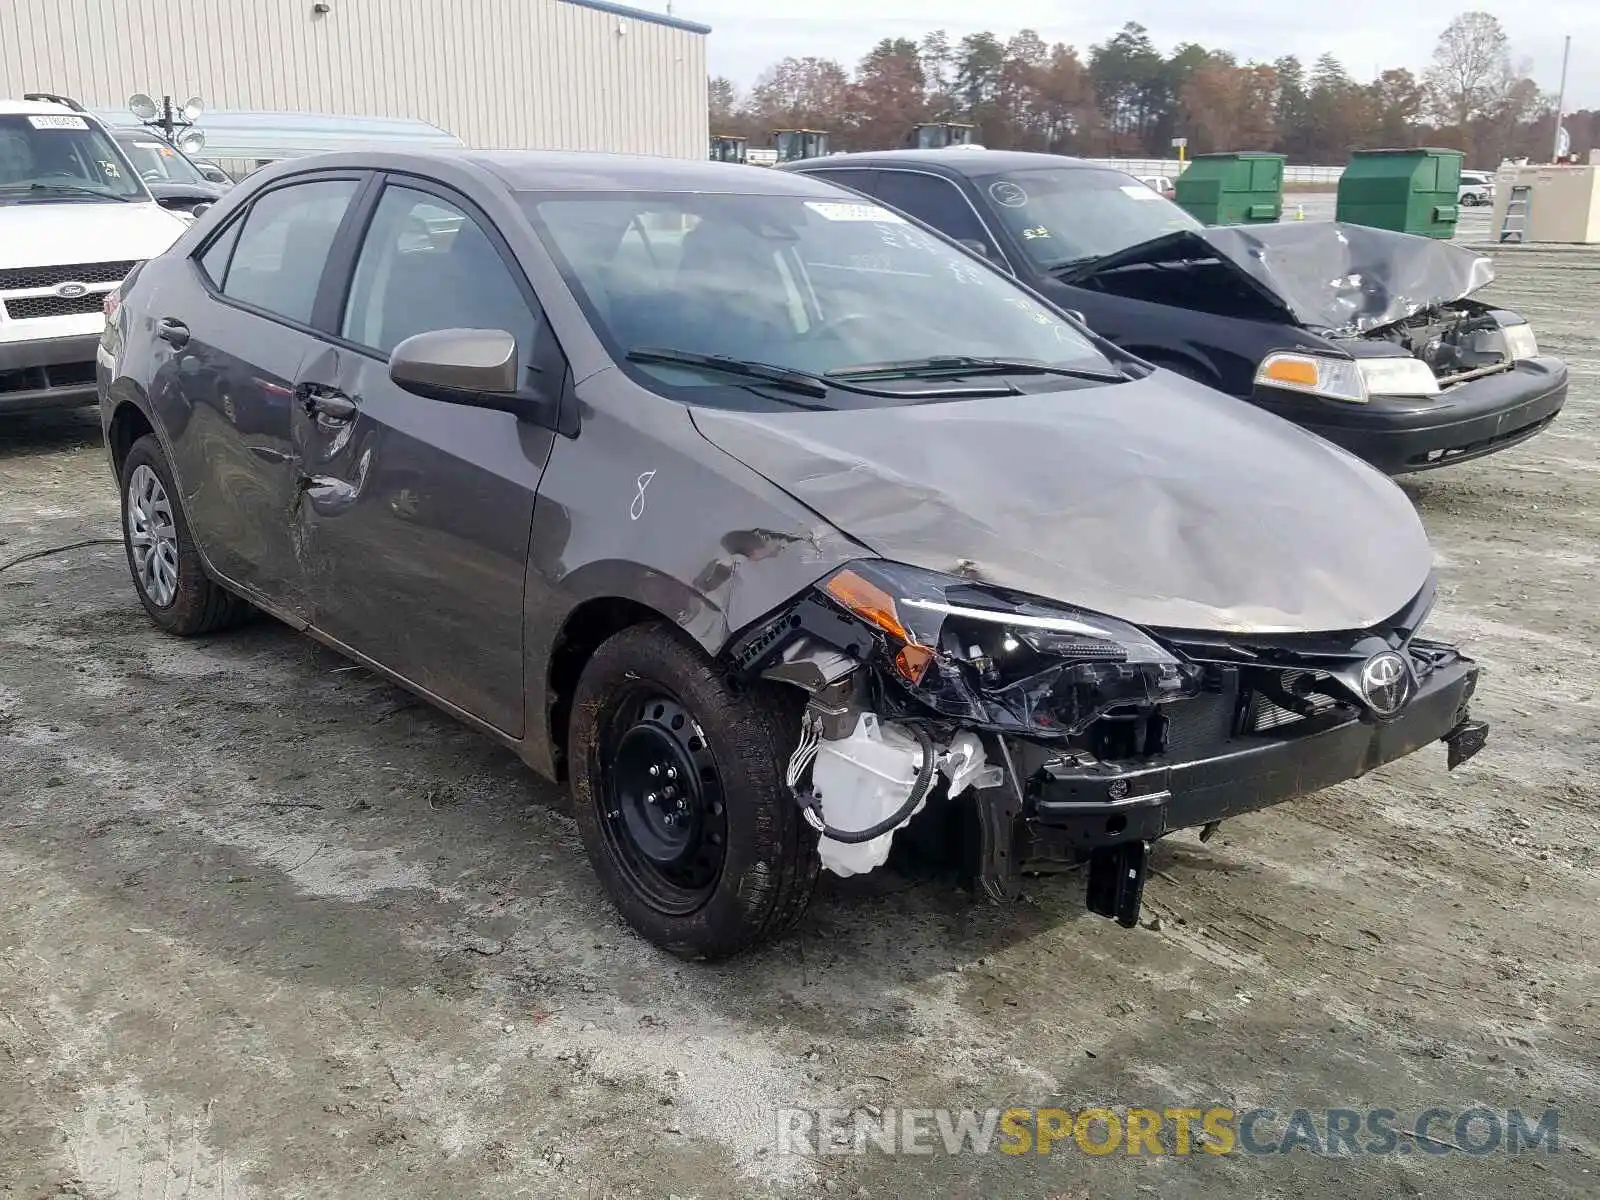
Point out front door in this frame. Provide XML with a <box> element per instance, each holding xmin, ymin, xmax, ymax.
<box><xmin>288</xmin><ymin>179</ymin><xmax>563</xmax><ymax>736</ymax></box>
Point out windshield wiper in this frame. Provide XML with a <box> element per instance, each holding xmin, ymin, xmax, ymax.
<box><xmin>1044</xmin><ymin>254</ymin><xmax>1102</xmax><ymax>278</ymax></box>
<box><xmin>626</xmin><ymin>347</ymin><xmax>831</xmax><ymax>400</ymax></box>
<box><xmin>626</xmin><ymin>347</ymin><xmax>1022</xmax><ymax>403</ymax></box>
<box><xmin>2</xmin><ymin>182</ymin><xmax>132</xmax><ymax>202</ymax></box>
<box><xmin>828</xmin><ymin>355</ymin><xmax>1124</xmax><ymax>384</ymax></box>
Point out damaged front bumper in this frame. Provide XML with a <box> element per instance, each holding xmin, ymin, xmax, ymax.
<box><xmin>980</xmin><ymin>647</ymin><xmax>1486</xmax><ymax>925</ymax></box>
<box><xmin>1256</xmin><ymin>357</ymin><xmax>1568</xmax><ymax>475</ymax></box>
<box><xmin>733</xmin><ymin>558</ymin><xmax>1489</xmax><ymax>932</ymax></box>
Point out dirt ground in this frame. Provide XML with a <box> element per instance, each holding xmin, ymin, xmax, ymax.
<box><xmin>3</xmin><ymin>247</ymin><xmax>1597</xmax><ymax>1200</ymax></box>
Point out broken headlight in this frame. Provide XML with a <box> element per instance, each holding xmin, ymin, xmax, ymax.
<box><xmin>1501</xmin><ymin>321</ymin><xmax>1538</xmax><ymax>361</ymax></box>
<box><xmin>817</xmin><ymin>561</ymin><xmax>1203</xmax><ymax>737</ymax></box>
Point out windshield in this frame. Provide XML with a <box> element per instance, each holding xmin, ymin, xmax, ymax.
<box><xmin>975</xmin><ymin>167</ymin><xmax>1202</xmax><ymax>269</ymax></box>
<box><xmin>113</xmin><ymin>132</ymin><xmax>208</xmax><ymax>186</ymax></box>
<box><xmin>0</xmin><ymin>113</ymin><xmax>146</xmax><ymax>202</ymax></box>
<box><xmin>522</xmin><ymin>190</ymin><xmax>1114</xmax><ymax>406</ymax></box>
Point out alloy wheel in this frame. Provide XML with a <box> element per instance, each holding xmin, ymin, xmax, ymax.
<box><xmin>127</xmin><ymin>464</ymin><xmax>179</xmax><ymax>608</ymax></box>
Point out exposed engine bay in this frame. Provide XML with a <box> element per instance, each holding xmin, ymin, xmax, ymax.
<box><xmin>728</xmin><ymin>560</ymin><xmax>1489</xmax><ymax>926</ymax></box>
<box><xmin>1364</xmin><ymin>299</ymin><xmax>1534</xmax><ymax>385</ymax></box>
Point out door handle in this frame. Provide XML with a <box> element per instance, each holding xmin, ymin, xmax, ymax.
<box><xmin>298</xmin><ymin>384</ymin><xmax>358</xmax><ymax>422</ymax></box>
<box><xmin>155</xmin><ymin>317</ymin><xmax>190</xmax><ymax>349</ymax></box>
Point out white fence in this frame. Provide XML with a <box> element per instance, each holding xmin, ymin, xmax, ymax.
<box><xmin>1084</xmin><ymin>157</ymin><xmax>1345</xmax><ymax>184</ymax></box>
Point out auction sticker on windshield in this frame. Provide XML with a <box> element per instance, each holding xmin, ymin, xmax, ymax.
<box><xmin>990</xmin><ymin>181</ymin><xmax>1029</xmax><ymax>207</ymax></box>
<box><xmin>806</xmin><ymin>201</ymin><xmax>906</xmax><ymax>224</ymax></box>
<box><xmin>27</xmin><ymin>114</ymin><xmax>90</xmax><ymax>130</ymax></box>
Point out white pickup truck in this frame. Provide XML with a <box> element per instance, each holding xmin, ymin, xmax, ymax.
<box><xmin>1</xmin><ymin>97</ymin><xmax>189</xmax><ymax>415</ymax></box>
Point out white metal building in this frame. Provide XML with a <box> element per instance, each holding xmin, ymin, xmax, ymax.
<box><xmin>0</xmin><ymin>0</ymin><xmax>711</xmax><ymax>159</ymax></box>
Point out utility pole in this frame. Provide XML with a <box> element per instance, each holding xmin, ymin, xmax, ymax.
<box><xmin>1551</xmin><ymin>34</ymin><xmax>1571</xmax><ymax>162</ymax></box>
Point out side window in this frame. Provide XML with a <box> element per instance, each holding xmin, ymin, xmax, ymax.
<box><xmin>341</xmin><ymin>185</ymin><xmax>536</xmax><ymax>359</ymax></box>
<box><xmin>802</xmin><ymin>168</ymin><xmax>875</xmax><ymax>196</ymax></box>
<box><xmin>221</xmin><ymin>179</ymin><xmax>358</xmax><ymax>324</ymax></box>
<box><xmin>872</xmin><ymin>172</ymin><xmax>987</xmax><ymax>244</ymax></box>
<box><xmin>197</xmin><ymin>218</ymin><xmax>243</xmax><ymax>288</ymax></box>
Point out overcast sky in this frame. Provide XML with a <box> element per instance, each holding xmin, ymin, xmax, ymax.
<box><xmin>657</xmin><ymin>1</ymin><xmax>1594</xmax><ymax>110</ymax></box>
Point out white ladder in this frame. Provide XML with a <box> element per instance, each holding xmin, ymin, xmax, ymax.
<box><xmin>1499</xmin><ymin>185</ymin><xmax>1532</xmax><ymax>243</ymax></box>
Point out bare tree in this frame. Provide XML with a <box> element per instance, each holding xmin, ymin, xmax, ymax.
<box><xmin>1425</xmin><ymin>11</ymin><xmax>1513</xmax><ymax>128</ymax></box>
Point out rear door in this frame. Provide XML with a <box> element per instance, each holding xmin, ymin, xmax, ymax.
<box><xmin>286</xmin><ymin>176</ymin><xmax>566</xmax><ymax>736</ymax></box>
<box><xmin>152</xmin><ymin>172</ymin><xmax>369</xmax><ymax>614</ymax></box>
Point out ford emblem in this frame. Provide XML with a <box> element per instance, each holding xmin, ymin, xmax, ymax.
<box><xmin>56</xmin><ymin>282</ymin><xmax>88</xmax><ymax>299</ymax></box>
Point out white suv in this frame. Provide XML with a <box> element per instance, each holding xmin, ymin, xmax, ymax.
<box><xmin>1</xmin><ymin>97</ymin><xmax>189</xmax><ymax>415</ymax></box>
<box><xmin>1459</xmin><ymin>170</ymin><xmax>1496</xmax><ymax>206</ymax></box>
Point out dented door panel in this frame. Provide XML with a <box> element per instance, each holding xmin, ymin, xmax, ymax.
<box><xmin>289</xmin><ymin>343</ymin><xmax>552</xmax><ymax>736</ymax></box>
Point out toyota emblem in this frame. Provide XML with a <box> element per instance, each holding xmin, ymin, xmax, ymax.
<box><xmin>55</xmin><ymin>282</ymin><xmax>88</xmax><ymax>299</ymax></box>
<box><xmin>1359</xmin><ymin>651</ymin><xmax>1410</xmax><ymax>717</ymax></box>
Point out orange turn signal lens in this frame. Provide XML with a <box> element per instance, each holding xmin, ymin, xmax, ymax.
<box><xmin>823</xmin><ymin>569</ymin><xmax>909</xmax><ymax>641</ymax></box>
<box><xmin>1261</xmin><ymin>356</ymin><xmax>1319</xmax><ymax>387</ymax></box>
<box><xmin>894</xmin><ymin>644</ymin><xmax>934</xmax><ymax>683</ymax></box>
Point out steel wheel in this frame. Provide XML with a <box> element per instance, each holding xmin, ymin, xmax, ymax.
<box><xmin>598</xmin><ymin>690</ymin><xmax>728</xmax><ymax>916</ymax></box>
<box><xmin>126</xmin><ymin>463</ymin><xmax>179</xmax><ymax>608</ymax></box>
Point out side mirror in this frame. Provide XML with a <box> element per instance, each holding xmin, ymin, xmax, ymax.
<box><xmin>196</xmin><ymin>163</ymin><xmax>232</xmax><ymax>185</ymax></box>
<box><xmin>1062</xmin><ymin>309</ymin><xmax>1087</xmax><ymax>326</ymax></box>
<box><xmin>957</xmin><ymin>237</ymin><xmax>994</xmax><ymax>261</ymax></box>
<box><xmin>389</xmin><ymin>328</ymin><xmax>520</xmax><ymax>405</ymax></box>
<box><xmin>189</xmin><ymin>202</ymin><xmax>213</xmax><ymax>219</ymax></box>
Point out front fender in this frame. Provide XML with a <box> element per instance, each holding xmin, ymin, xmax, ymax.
<box><xmin>518</xmin><ymin>378</ymin><xmax>866</xmax><ymax>777</ymax></box>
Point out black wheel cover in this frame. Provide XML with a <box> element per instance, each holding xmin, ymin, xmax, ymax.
<box><xmin>596</xmin><ymin>689</ymin><xmax>728</xmax><ymax>916</ymax></box>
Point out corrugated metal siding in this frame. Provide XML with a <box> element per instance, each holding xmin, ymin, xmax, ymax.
<box><xmin>0</xmin><ymin>0</ymin><xmax>708</xmax><ymax>158</ymax></box>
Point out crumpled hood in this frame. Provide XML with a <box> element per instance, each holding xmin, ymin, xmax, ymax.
<box><xmin>0</xmin><ymin>199</ymin><xmax>188</xmax><ymax>268</ymax></box>
<box><xmin>1071</xmin><ymin>221</ymin><xmax>1494</xmax><ymax>336</ymax></box>
<box><xmin>692</xmin><ymin>373</ymin><xmax>1433</xmax><ymax>634</ymax></box>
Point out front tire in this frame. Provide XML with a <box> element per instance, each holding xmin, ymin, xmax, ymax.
<box><xmin>569</xmin><ymin>623</ymin><xmax>819</xmax><ymax>960</ymax></box>
<box><xmin>119</xmin><ymin>434</ymin><xmax>249</xmax><ymax>636</ymax></box>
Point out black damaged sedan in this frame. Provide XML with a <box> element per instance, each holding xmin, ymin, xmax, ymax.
<box><xmin>99</xmin><ymin>150</ymin><xmax>1487</xmax><ymax>959</ymax></box>
<box><xmin>783</xmin><ymin>149</ymin><xmax>1567</xmax><ymax>474</ymax></box>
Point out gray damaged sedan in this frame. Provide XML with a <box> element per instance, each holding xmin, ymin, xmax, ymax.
<box><xmin>97</xmin><ymin>152</ymin><xmax>1489</xmax><ymax>958</ymax></box>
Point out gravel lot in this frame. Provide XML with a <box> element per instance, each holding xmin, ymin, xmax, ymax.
<box><xmin>2</xmin><ymin>246</ymin><xmax>1596</xmax><ymax>1199</ymax></box>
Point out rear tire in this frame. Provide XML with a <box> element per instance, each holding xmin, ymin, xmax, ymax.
<box><xmin>569</xmin><ymin>623</ymin><xmax>819</xmax><ymax>960</ymax></box>
<box><xmin>119</xmin><ymin>434</ymin><xmax>250</xmax><ymax>636</ymax></box>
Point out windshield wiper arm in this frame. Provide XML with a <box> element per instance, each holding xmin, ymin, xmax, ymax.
<box><xmin>7</xmin><ymin>182</ymin><xmax>132</xmax><ymax>202</ymax></box>
<box><xmin>1044</xmin><ymin>254</ymin><xmax>1102</xmax><ymax>278</ymax></box>
<box><xmin>626</xmin><ymin>347</ymin><xmax>831</xmax><ymax>399</ymax></box>
<box><xmin>829</xmin><ymin>355</ymin><xmax>1124</xmax><ymax>384</ymax></box>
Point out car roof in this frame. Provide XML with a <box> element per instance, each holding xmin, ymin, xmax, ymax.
<box><xmin>243</xmin><ymin>149</ymin><xmax>856</xmax><ymax>197</ymax></box>
<box><xmin>778</xmin><ymin>148</ymin><xmax>1113</xmax><ymax>177</ymax></box>
<box><xmin>0</xmin><ymin>97</ymin><xmax>100</xmax><ymax>117</ymax></box>
<box><xmin>465</xmin><ymin>151</ymin><xmax>849</xmax><ymax>195</ymax></box>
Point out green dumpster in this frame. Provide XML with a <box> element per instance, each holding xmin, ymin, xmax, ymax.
<box><xmin>1173</xmin><ymin>152</ymin><xmax>1285</xmax><ymax>225</ymax></box>
<box><xmin>1335</xmin><ymin>148</ymin><xmax>1462</xmax><ymax>238</ymax></box>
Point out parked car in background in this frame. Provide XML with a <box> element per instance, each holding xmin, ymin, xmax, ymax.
<box><xmin>98</xmin><ymin>151</ymin><xmax>1488</xmax><ymax>958</ymax></box>
<box><xmin>1136</xmin><ymin>173</ymin><xmax>1175</xmax><ymax>198</ymax></box>
<box><xmin>108</xmin><ymin>127</ymin><xmax>231</xmax><ymax>217</ymax></box>
<box><xmin>1</xmin><ymin>96</ymin><xmax>188</xmax><ymax>415</ymax></box>
<box><xmin>93</xmin><ymin>107</ymin><xmax>465</xmax><ymax>181</ymax></box>
<box><xmin>782</xmin><ymin>149</ymin><xmax>1566</xmax><ymax>474</ymax></box>
<box><xmin>1458</xmin><ymin>170</ymin><xmax>1496</xmax><ymax>206</ymax></box>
